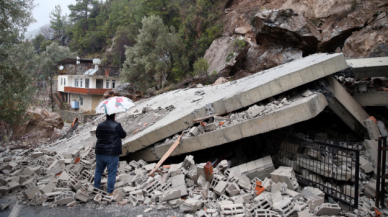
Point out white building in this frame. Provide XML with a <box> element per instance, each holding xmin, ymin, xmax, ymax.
<box><xmin>57</xmin><ymin>58</ymin><xmax>121</xmax><ymax>113</ymax></box>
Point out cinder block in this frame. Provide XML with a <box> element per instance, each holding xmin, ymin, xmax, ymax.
<box><xmin>308</xmin><ymin>196</ymin><xmax>324</xmax><ymax>211</ymax></box>
<box><xmin>270</xmin><ymin>166</ymin><xmax>299</xmax><ymax>190</ymax></box>
<box><xmin>302</xmin><ymin>187</ymin><xmax>325</xmax><ymax>200</ymax></box>
<box><xmin>160</xmin><ymin>189</ymin><xmax>181</xmax><ymax>202</ymax></box>
<box><xmin>213</xmin><ymin>181</ymin><xmax>227</xmax><ymax>195</ymax></box>
<box><xmin>220</xmin><ymin>203</ymin><xmax>245</xmax><ymax>216</ymax></box>
<box><xmin>314</xmin><ymin>203</ymin><xmax>341</xmax><ymax>216</ymax></box>
<box><xmin>54</xmin><ymin>191</ymin><xmax>75</xmax><ymax>205</ymax></box>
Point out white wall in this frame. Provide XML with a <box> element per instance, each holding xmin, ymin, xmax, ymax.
<box><xmin>90</xmin><ymin>77</ymin><xmax>120</xmax><ymax>89</ymax></box>
<box><xmin>58</xmin><ymin>75</ymin><xmax>121</xmax><ymax>91</ymax></box>
<box><xmin>57</xmin><ymin>75</ymin><xmax>70</xmax><ymax>92</ymax></box>
<box><xmin>70</xmin><ymin>93</ymin><xmax>93</xmax><ymax>112</ymax></box>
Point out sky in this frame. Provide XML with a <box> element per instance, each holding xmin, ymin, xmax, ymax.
<box><xmin>27</xmin><ymin>0</ymin><xmax>77</xmax><ymax>32</ymax></box>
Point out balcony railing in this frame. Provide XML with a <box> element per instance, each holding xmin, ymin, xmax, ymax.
<box><xmin>94</xmin><ymin>70</ymin><xmax>120</xmax><ymax>77</ymax></box>
<box><xmin>64</xmin><ymin>86</ymin><xmax>112</xmax><ymax>95</ymax></box>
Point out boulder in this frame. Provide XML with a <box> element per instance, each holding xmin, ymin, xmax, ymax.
<box><xmin>244</xmin><ymin>44</ymin><xmax>303</xmax><ymax>73</ymax></box>
<box><xmin>319</xmin><ymin>9</ymin><xmax>374</xmax><ymax>52</ymax></box>
<box><xmin>204</xmin><ymin>36</ymin><xmax>250</xmax><ymax>75</ymax></box>
<box><xmin>112</xmin><ymin>83</ymin><xmax>143</xmax><ymax>102</ymax></box>
<box><xmin>252</xmin><ymin>9</ymin><xmax>322</xmax><ymax>54</ymax></box>
<box><xmin>14</xmin><ymin>108</ymin><xmax>64</xmax><ymax>140</ymax></box>
<box><xmin>343</xmin><ymin>11</ymin><xmax>388</xmax><ymax>58</ymax></box>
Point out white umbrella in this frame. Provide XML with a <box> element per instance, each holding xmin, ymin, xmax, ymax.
<box><xmin>95</xmin><ymin>96</ymin><xmax>135</xmax><ymax>115</ymax></box>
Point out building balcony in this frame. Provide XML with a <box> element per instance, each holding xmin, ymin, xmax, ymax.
<box><xmin>64</xmin><ymin>87</ymin><xmax>112</xmax><ymax>95</ymax></box>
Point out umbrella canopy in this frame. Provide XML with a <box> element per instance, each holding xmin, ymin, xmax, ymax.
<box><xmin>95</xmin><ymin>96</ymin><xmax>135</xmax><ymax>115</ymax></box>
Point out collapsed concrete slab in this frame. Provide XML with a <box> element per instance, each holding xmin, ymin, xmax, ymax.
<box><xmin>130</xmin><ymin>93</ymin><xmax>328</xmax><ymax>161</ymax></box>
<box><xmin>325</xmin><ymin>76</ymin><xmax>369</xmax><ymax>135</ymax></box>
<box><xmin>346</xmin><ymin>57</ymin><xmax>388</xmax><ymax>79</ymax></box>
<box><xmin>353</xmin><ymin>92</ymin><xmax>388</xmax><ymax>106</ymax></box>
<box><xmin>119</xmin><ymin>53</ymin><xmax>347</xmax><ymax>156</ymax></box>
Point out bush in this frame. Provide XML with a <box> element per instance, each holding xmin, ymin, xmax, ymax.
<box><xmin>193</xmin><ymin>58</ymin><xmax>209</xmax><ymax>77</ymax></box>
<box><xmin>226</xmin><ymin>52</ymin><xmax>235</xmax><ymax>62</ymax></box>
<box><xmin>233</xmin><ymin>38</ymin><xmax>245</xmax><ymax>48</ymax></box>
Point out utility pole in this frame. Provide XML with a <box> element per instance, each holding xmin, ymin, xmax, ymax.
<box><xmin>49</xmin><ymin>69</ymin><xmax>54</xmax><ymax>112</ymax></box>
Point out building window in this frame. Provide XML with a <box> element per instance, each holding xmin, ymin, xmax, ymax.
<box><xmin>75</xmin><ymin>79</ymin><xmax>79</xmax><ymax>87</ymax></box>
<box><xmin>106</xmin><ymin>80</ymin><xmax>109</xmax><ymax>88</ymax></box>
<box><xmin>80</xmin><ymin>97</ymin><xmax>83</xmax><ymax>106</ymax></box>
<box><xmin>64</xmin><ymin>78</ymin><xmax>66</xmax><ymax>86</ymax></box>
<box><xmin>112</xmin><ymin>80</ymin><xmax>116</xmax><ymax>88</ymax></box>
<box><xmin>61</xmin><ymin>78</ymin><xmax>63</xmax><ymax>85</ymax></box>
<box><xmin>80</xmin><ymin>78</ymin><xmax>83</xmax><ymax>88</ymax></box>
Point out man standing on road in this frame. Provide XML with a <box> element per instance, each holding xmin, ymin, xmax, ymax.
<box><xmin>94</xmin><ymin>114</ymin><xmax>126</xmax><ymax>195</ymax></box>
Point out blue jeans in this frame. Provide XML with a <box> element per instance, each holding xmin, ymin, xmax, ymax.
<box><xmin>94</xmin><ymin>154</ymin><xmax>119</xmax><ymax>193</ymax></box>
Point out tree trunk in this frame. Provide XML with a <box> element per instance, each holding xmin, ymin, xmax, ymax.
<box><xmin>49</xmin><ymin>70</ymin><xmax>54</xmax><ymax>112</ymax></box>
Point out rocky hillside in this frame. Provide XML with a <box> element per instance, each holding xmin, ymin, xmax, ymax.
<box><xmin>204</xmin><ymin>0</ymin><xmax>388</xmax><ymax>77</ymax></box>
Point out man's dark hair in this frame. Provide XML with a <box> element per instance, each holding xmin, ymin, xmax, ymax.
<box><xmin>106</xmin><ymin>114</ymin><xmax>116</xmax><ymax>120</ymax></box>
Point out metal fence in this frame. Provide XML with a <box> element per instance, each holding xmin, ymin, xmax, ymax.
<box><xmin>376</xmin><ymin>136</ymin><xmax>387</xmax><ymax>208</ymax></box>
<box><xmin>273</xmin><ymin>136</ymin><xmax>360</xmax><ymax>208</ymax></box>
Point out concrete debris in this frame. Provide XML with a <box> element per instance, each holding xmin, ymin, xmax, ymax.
<box><xmin>0</xmin><ymin>203</ymin><xmax>9</xmax><ymax>210</ymax></box>
<box><xmin>270</xmin><ymin>166</ymin><xmax>299</xmax><ymax>190</ymax></box>
<box><xmin>1</xmin><ymin>54</ymin><xmax>387</xmax><ymax>217</ymax></box>
<box><xmin>302</xmin><ymin>187</ymin><xmax>325</xmax><ymax>200</ymax></box>
<box><xmin>1</xmin><ymin>144</ymin><xmax>376</xmax><ymax>217</ymax></box>
<box><xmin>314</xmin><ymin>203</ymin><xmax>341</xmax><ymax>216</ymax></box>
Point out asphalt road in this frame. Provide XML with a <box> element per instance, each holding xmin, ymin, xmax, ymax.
<box><xmin>0</xmin><ymin>196</ymin><xmax>186</xmax><ymax>217</ymax></box>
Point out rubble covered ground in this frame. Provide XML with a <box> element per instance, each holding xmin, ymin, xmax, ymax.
<box><xmin>0</xmin><ymin>55</ymin><xmax>388</xmax><ymax>217</ymax></box>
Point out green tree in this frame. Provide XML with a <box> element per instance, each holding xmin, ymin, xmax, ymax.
<box><xmin>178</xmin><ymin>0</ymin><xmax>222</xmax><ymax>66</ymax></box>
<box><xmin>38</xmin><ymin>42</ymin><xmax>76</xmax><ymax>111</ymax></box>
<box><xmin>39</xmin><ymin>42</ymin><xmax>76</xmax><ymax>74</ymax></box>
<box><xmin>121</xmin><ymin>15</ymin><xmax>189</xmax><ymax>90</ymax></box>
<box><xmin>0</xmin><ymin>43</ymin><xmax>37</xmax><ymax>125</ymax></box>
<box><xmin>32</xmin><ymin>34</ymin><xmax>45</xmax><ymax>51</ymax></box>
<box><xmin>49</xmin><ymin>5</ymin><xmax>67</xmax><ymax>36</ymax></box>
<box><xmin>40</xmin><ymin>40</ymin><xmax>53</xmax><ymax>51</ymax></box>
<box><xmin>193</xmin><ymin>58</ymin><xmax>209</xmax><ymax>77</ymax></box>
<box><xmin>0</xmin><ymin>0</ymin><xmax>36</xmax><ymax>125</ymax></box>
<box><xmin>0</xmin><ymin>0</ymin><xmax>35</xmax><ymax>45</ymax></box>
<box><xmin>68</xmin><ymin>0</ymin><xmax>99</xmax><ymax>31</ymax></box>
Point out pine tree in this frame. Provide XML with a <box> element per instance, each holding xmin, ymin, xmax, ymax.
<box><xmin>68</xmin><ymin>0</ymin><xmax>99</xmax><ymax>31</ymax></box>
<box><xmin>49</xmin><ymin>5</ymin><xmax>67</xmax><ymax>36</ymax></box>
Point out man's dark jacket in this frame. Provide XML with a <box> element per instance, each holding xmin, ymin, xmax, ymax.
<box><xmin>95</xmin><ymin>117</ymin><xmax>126</xmax><ymax>156</ymax></box>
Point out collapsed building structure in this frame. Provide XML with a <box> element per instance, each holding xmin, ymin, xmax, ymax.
<box><xmin>0</xmin><ymin>53</ymin><xmax>388</xmax><ymax>216</ymax></box>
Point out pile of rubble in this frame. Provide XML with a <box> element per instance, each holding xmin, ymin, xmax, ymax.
<box><xmin>0</xmin><ymin>139</ymin><xmax>383</xmax><ymax>217</ymax></box>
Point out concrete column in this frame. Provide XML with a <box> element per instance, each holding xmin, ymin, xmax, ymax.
<box><xmin>325</xmin><ymin>76</ymin><xmax>369</xmax><ymax>136</ymax></box>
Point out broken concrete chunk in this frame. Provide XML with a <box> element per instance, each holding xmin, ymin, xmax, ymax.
<box><xmin>270</xmin><ymin>166</ymin><xmax>299</xmax><ymax>190</ymax></box>
<box><xmin>75</xmin><ymin>189</ymin><xmax>89</xmax><ymax>203</ymax></box>
<box><xmin>94</xmin><ymin>194</ymin><xmax>102</xmax><ymax>204</ymax></box>
<box><xmin>303</xmin><ymin>187</ymin><xmax>325</xmax><ymax>200</ymax></box>
<box><xmin>220</xmin><ymin>203</ymin><xmax>245</xmax><ymax>216</ymax></box>
<box><xmin>365</xmin><ymin>119</ymin><xmax>380</xmax><ymax>140</ymax></box>
<box><xmin>180</xmin><ymin>199</ymin><xmax>202</xmax><ymax>213</ymax></box>
<box><xmin>246</xmin><ymin>105</ymin><xmax>265</xmax><ymax>119</ymax></box>
<box><xmin>314</xmin><ymin>203</ymin><xmax>341</xmax><ymax>216</ymax></box>
<box><xmin>273</xmin><ymin>197</ymin><xmax>295</xmax><ymax>217</ymax></box>
<box><xmin>377</xmin><ymin>121</ymin><xmax>388</xmax><ymax>137</ymax></box>
<box><xmin>54</xmin><ymin>191</ymin><xmax>75</xmax><ymax>205</ymax></box>
<box><xmin>161</xmin><ymin>189</ymin><xmax>181</xmax><ymax>202</ymax></box>
<box><xmin>31</xmin><ymin>192</ymin><xmax>47</xmax><ymax>205</ymax></box>
<box><xmin>308</xmin><ymin>196</ymin><xmax>324</xmax><ymax>211</ymax></box>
